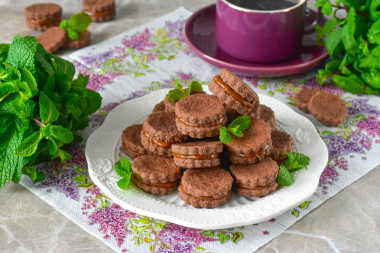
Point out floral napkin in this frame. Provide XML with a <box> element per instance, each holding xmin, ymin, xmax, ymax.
<box><xmin>20</xmin><ymin>8</ymin><xmax>380</xmax><ymax>253</ymax></box>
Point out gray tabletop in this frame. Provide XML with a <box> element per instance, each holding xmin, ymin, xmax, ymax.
<box><xmin>1</xmin><ymin>0</ymin><xmax>380</xmax><ymax>252</ymax></box>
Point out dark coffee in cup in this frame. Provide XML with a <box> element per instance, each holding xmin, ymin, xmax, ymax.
<box><xmin>225</xmin><ymin>0</ymin><xmax>299</xmax><ymax>11</ymax></box>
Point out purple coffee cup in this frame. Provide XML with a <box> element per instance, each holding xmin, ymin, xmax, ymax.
<box><xmin>216</xmin><ymin>0</ymin><xmax>309</xmax><ymax>63</ymax></box>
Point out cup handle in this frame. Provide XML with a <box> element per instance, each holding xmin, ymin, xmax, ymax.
<box><xmin>304</xmin><ymin>7</ymin><xmax>324</xmax><ymax>34</ymax></box>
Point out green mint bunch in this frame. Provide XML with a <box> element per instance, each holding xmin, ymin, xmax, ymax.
<box><xmin>219</xmin><ymin>116</ymin><xmax>251</xmax><ymax>144</ymax></box>
<box><xmin>114</xmin><ymin>158</ymin><xmax>133</xmax><ymax>190</ymax></box>
<box><xmin>315</xmin><ymin>0</ymin><xmax>380</xmax><ymax>94</ymax></box>
<box><xmin>166</xmin><ymin>80</ymin><xmax>203</xmax><ymax>101</ymax></box>
<box><xmin>277</xmin><ymin>152</ymin><xmax>311</xmax><ymax>186</ymax></box>
<box><xmin>60</xmin><ymin>13</ymin><xmax>92</xmax><ymax>40</ymax></box>
<box><xmin>0</xmin><ymin>35</ymin><xmax>102</xmax><ymax>188</ymax></box>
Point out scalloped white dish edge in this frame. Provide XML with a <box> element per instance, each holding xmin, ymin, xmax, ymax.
<box><xmin>85</xmin><ymin>87</ymin><xmax>328</xmax><ymax>229</ymax></box>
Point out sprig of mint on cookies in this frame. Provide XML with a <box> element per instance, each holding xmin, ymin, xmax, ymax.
<box><xmin>219</xmin><ymin>116</ymin><xmax>251</xmax><ymax>144</ymax></box>
<box><xmin>60</xmin><ymin>13</ymin><xmax>92</xmax><ymax>40</ymax></box>
<box><xmin>114</xmin><ymin>158</ymin><xmax>133</xmax><ymax>190</ymax></box>
<box><xmin>278</xmin><ymin>152</ymin><xmax>311</xmax><ymax>186</ymax></box>
<box><xmin>166</xmin><ymin>80</ymin><xmax>203</xmax><ymax>101</ymax></box>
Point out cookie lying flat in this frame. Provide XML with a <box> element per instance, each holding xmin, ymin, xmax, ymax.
<box><xmin>131</xmin><ymin>155</ymin><xmax>181</xmax><ymax>195</ymax></box>
<box><xmin>270</xmin><ymin>130</ymin><xmax>293</xmax><ymax>161</ymax></box>
<box><xmin>294</xmin><ymin>88</ymin><xmax>321</xmax><ymax>113</ymax></box>
<box><xmin>121</xmin><ymin>124</ymin><xmax>147</xmax><ymax>159</ymax></box>
<box><xmin>141</xmin><ymin>111</ymin><xmax>187</xmax><ymax>157</ymax></box>
<box><xmin>230</xmin><ymin>157</ymin><xmax>279</xmax><ymax>197</ymax></box>
<box><xmin>309</xmin><ymin>92</ymin><xmax>347</xmax><ymax>127</ymax></box>
<box><xmin>37</xmin><ymin>26</ymin><xmax>67</xmax><ymax>53</ymax></box>
<box><xmin>259</xmin><ymin>104</ymin><xmax>275</xmax><ymax>130</ymax></box>
<box><xmin>209</xmin><ymin>69</ymin><xmax>259</xmax><ymax>115</ymax></box>
<box><xmin>225</xmin><ymin>118</ymin><xmax>272</xmax><ymax>164</ymax></box>
<box><xmin>64</xmin><ymin>31</ymin><xmax>91</xmax><ymax>50</ymax></box>
<box><xmin>24</xmin><ymin>3</ymin><xmax>62</xmax><ymax>31</ymax></box>
<box><xmin>172</xmin><ymin>141</ymin><xmax>223</xmax><ymax>168</ymax></box>
<box><xmin>178</xmin><ymin>167</ymin><xmax>233</xmax><ymax>208</ymax></box>
<box><xmin>175</xmin><ymin>94</ymin><xmax>226</xmax><ymax>138</ymax></box>
<box><xmin>82</xmin><ymin>0</ymin><xmax>115</xmax><ymax>22</ymax></box>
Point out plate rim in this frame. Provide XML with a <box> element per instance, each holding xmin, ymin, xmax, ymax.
<box><xmin>183</xmin><ymin>4</ymin><xmax>329</xmax><ymax>77</ymax></box>
<box><xmin>85</xmin><ymin>88</ymin><xmax>328</xmax><ymax>229</ymax></box>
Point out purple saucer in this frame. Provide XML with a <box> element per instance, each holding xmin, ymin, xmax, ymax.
<box><xmin>183</xmin><ymin>4</ymin><xmax>328</xmax><ymax>77</ymax></box>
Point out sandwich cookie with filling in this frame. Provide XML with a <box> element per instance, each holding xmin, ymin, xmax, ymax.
<box><xmin>82</xmin><ymin>0</ymin><xmax>115</xmax><ymax>22</ymax></box>
<box><xmin>121</xmin><ymin>124</ymin><xmax>147</xmax><ymax>159</ymax></box>
<box><xmin>270</xmin><ymin>130</ymin><xmax>293</xmax><ymax>162</ymax></box>
<box><xmin>24</xmin><ymin>3</ymin><xmax>62</xmax><ymax>31</ymax></box>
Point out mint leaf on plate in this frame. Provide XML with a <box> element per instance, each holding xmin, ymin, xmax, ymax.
<box><xmin>115</xmin><ymin>158</ymin><xmax>133</xmax><ymax>190</ymax></box>
<box><xmin>278</xmin><ymin>164</ymin><xmax>295</xmax><ymax>186</ymax></box>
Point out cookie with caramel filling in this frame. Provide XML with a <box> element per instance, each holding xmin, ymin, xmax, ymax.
<box><xmin>259</xmin><ymin>104</ymin><xmax>275</xmax><ymax>130</ymax></box>
<box><xmin>131</xmin><ymin>155</ymin><xmax>181</xmax><ymax>195</ymax></box>
<box><xmin>24</xmin><ymin>3</ymin><xmax>62</xmax><ymax>31</ymax></box>
<box><xmin>82</xmin><ymin>0</ymin><xmax>115</xmax><ymax>22</ymax></box>
<box><xmin>141</xmin><ymin>111</ymin><xmax>188</xmax><ymax>157</ymax></box>
<box><xmin>64</xmin><ymin>31</ymin><xmax>91</xmax><ymax>50</ymax></box>
<box><xmin>225</xmin><ymin>118</ymin><xmax>272</xmax><ymax>164</ymax></box>
<box><xmin>209</xmin><ymin>69</ymin><xmax>259</xmax><ymax>115</ymax></box>
<box><xmin>121</xmin><ymin>124</ymin><xmax>147</xmax><ymax>159</ymax></box>
<box><xmin>178</xmin><ymin>167</ymin><xmax>233</xmax><ymax>208</ymax></box>
<box><xmin>175</xmin><ymin>94</ymin><xmax>226</xmax><ymax>138</ymax></box>
<box><xmin>270</xmin><ymin>130</ymin><xmax>293</xmax><ymax>161</ymax></box>
<box><xmin>230</xmin><ymin>157</ymin><xmax>279</xmax><ymax>197</ymax></box>
<box><xmin>172</xmin><ymin>141</ymin><xmax>223</xmax><ymax>168</ymax></box>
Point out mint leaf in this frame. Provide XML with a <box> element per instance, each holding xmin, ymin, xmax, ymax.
<box><xmin>231</xmin><ymin>232</ymin><xmax>243</xmax><ymax>244</ymax></box>
<box><xmin>15</xmin><ymin>130</ymin><xmax>42</xmax><ymax>157</ymax></box>
<box><xmin>291</xmin><ymin>152</ymin><xmax>311</xmax><ymax>166</ymax></box>
<box><xmin>185</xmin><ymin>81</ymin><xmax>203</xmax><ymax>95</ymax></box>
<box><xmin>0</xmin><ymin>44</ymin><xmax>9</xmax><ymax>62</ymax></box>
<box><xmin>6</xmin><ymin>35</ymin><xmax>38</xmax><ymax>74</ymax></box>
<box><xmin>332</xmin><ymin>74</ymin><xmax>364</xmax><ymax>94</ymax></box>
<box><xmin>326</xmin><ymin>28</ymin><xmax>343</xmax><ymax>57</ymax></box>
<box><xmin>115</xmin><ymin>158</ymin><xmax>133</xmax><ymax>190</ymax></box>
<box><xmin>342</xmin><ymin>8</ymin><xmax>357</xmax><ymax>53</ymax></box>
<box><xmin>278</xmin><ymin>164</ymin><xmax>295</xmax><ymax>186</ymax></box>
<box><xmin>68</xmin><ymin>29</ymin><xmax>79</xmax><ymax>41</ymax></box>
<box><xmin>68</xmin><ymin>13</ymin><xmax>92</xmax><ymax>33</ymax></box>
<box><xmin>166</xmin><ymin>88</ymin><xmax>186</xmax><ymax>101</ymax></box>
<box><xmin>23</xmin><ymin>166</ymin><xmax>45</xmax><ymax>182</ymax></box>
<box><xmin>219</xmin><ymin>126</ymin><xmax>233</xmax><ymax>144</ymax></box>
<box><xmin>298</xmin><ymin>201</ymin><xmax>311</xmax><ymax>209</ymax></box>
<box><xmin>39</xmin><ymin>91</ymin><xmax>60</xmax><ymax>124</ymax></box>
<box><xmin>217</xmin><ymin>232</ymin><xmax>230</xmax><ymax>244</ymax></box>
<box><xmin>51</xmin><ymin>55</ymin><xmax>75</xmax><ymax>92</ymax></box>
<box><xmin>20</xmin><ymin>67</ymin><xmax>38</xmax><ymax>97</ymax></box>
<box><xmin>84</xmin><ymin>89</ymin><xmax>102</xmax><ymax>115</ymax></box>
<box><xmin>228</xmin><ymin>116</ymin><xmax>251</xmax><ymax>132</ymax></box>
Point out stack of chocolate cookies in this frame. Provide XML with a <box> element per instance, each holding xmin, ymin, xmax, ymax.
<box><xmin>122</xmin><ymin>68</ymin><xmax>294</xmax><ymax>208</ymax></box>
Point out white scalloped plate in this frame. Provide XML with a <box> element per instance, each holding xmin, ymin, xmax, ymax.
<box><xmin>85</xmin><ymin>87</ymin><xmax>328</xmax><ymax>229</ymax></box>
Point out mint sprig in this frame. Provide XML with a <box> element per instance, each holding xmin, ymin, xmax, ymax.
<box><xmin>277</xmin><ymin>152</ymin><xmax>311</xmax><ymax>187</ymax></box>
<box><xmin>114</xmin><ymin>158</ymin><xmax>133</xmax><ymax>190</ymax></box>
<box><xmin>219</xmin><ymin>116</ymin><xmax>251</xmax><ymax>144</ymax></box>
<box><xmin>166</xmin><ymin>80</ymin><xmax>203</xmax><ymax>101</ymax></box>
<box><xmin>60</xmin><ymin>13</ymin><xmax>92</xmax><ymax>40</ymax></box>
<box><xmin>0</xmin><ymin>35</ymin><xmax>102</xmax><ymax>189</ymax></box>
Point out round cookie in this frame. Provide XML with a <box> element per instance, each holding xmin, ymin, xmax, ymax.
<box><xmin>152</xmin><ymin>100</ymin><xmax>166</xmax><ymax>112</ymax></box>
<box><xmin>131</xmin><ymin>155</ymin><xmax>181</xmax><ymax>195</ymax></box>
<box><xmin>270</xmin><ymin>130</ymin><xmax>293</xmax><ymax>161</ymax></box>
<box><xmin>308</xmin><ymin>92</ymin><xmax>347</xmax><ymax>127</ymax></box>
<box><xmin>121</xmin><ymin>124</ymin><xmax>147</xmax><ymax>159</ymax></box>
<box><xmin>225</xmin><ymin>118</ymin><xmax>272</xmax><ymax>164</ymax></box>
<box><xmin>82</xmin><ymin>0</ymin><xmax>115</xmax><ymax>22</ymax></box>
<box><xmin>175</xmin><ymin>94</ymin><xmax>226</xmax><ymax>138</ymax></box>
<box><xmin>172</xmin><ymin>141</ymin><xmax>223</xmax><ymax>168</ymax></box>
<box><xmin>178</xmin><ymin>167</ymin><xmax>233</xmax><ymax>208</ymax></box>
<box><xmin>24</xmin><ymin>3</ymin><xmax>62</xmax><ymax>31</ymax></box>
<box><xmin>37</xmin><ymin>27</ymin><xmax>67</xmax><ymax>53</ymax></box>
<box><xmin>209</xmin><ymin>68</ymin><xmax>259</xmax><ymax>115</ymax></box>
<box><xmin>230</xmin><ymin>157</ymin><xmax>279</xmax><ymax>197</ymax></box>
<box><xmin>64</xmin><ymin>31</ymin><xmax>91</xmax><ymax>50</ymax></box>
<box><xmin>164</xmin><ymin>89</ymin><xmax>206</xmax><ymax>113</ymax></box>
<box><xmin>141</xmin><ymin>111</ymin><xmax>188</xmax><ymax>157</ymax></box>
<box><xmin>259</xmin><ymin>104</ymin><xmax>275</xmax><ymax>130</ymax></box>
<box><xmin>294</xmin><ymin>88</ymin><xmax>321</xmax><ymax>113</ymax></box>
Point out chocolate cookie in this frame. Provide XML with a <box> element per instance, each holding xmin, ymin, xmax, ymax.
<box><xmin>131</xmin><ymin>155</ymin><xmax>181</xmax><ymax>195</ymax></box>
<box><xmin>178</xmin><ymin>167</ymin><xmax>233</xmax><ymax>208</ymax></box>
<box><xmin>259</xmin><ymin>104</ymin><xmax>275</xmax><ymax>130</ymax></box>
<box><xmin>175</xmin><ymin>94</ymin><xmax>226</xmax><ymax>138</ymax></box>
<box><xmin>294</xmin><ymin>88</ymin><xmax>321</xmax><ymax>113</ymax></box>
<box><xmin>172</xmin><ymin>141</ymin><xmax>223</xmax><ymax>168</ymax></box>
<box><xmin>121</xmin><ymin>124</ymin><xmax>147</xmax><ymax>159</ymax></box>
<box><xmin>141</xmin><ymin>111</ymin><xmax>187</xmax><ymax>157</ymax></box>
<box><xmin>225</xmin><ymin>118</ymin><xmax>272</xmax><ymax>164</ymax></box>
<box><xmin>24</xmin><ymin>3</ymin><xmax>62</xmax><ymax>31</ymax></box>
<box><xmin>152</xmin><ymin>100</ymin><xmax>166</xmax><ymax>112</ymax></box>
<box><xmin>230</xmin><ymin>157</ymin><xmax>279</xmax><ymax>197</ymax></box>
<box><xmin>64</xmin><ymin>31</ymin><xmax>91</xmax><ymax>50</ymax></box>
<box><xmin>82</xmin><ymin>0</ymin><xmax>115</xmax><ymax>22</ymax></box>
<box><xmin>37</xmin><ymin>27</ymin><xmax>67</xmax><ymax>53</ymax></box>
<box><xmin>308</xmin><ymin>92</ymin><xmax>347</xmax><ymax>127</ymax></box>
<box><xmin>270</xmin><ymin>130</ymin><xmax>293</xmax><ymax>161</ymax></box>
<box><xmin>209</xmin><ymin>69</ymin><xmax>259</xmax><ymax>115</ymax></box>
<box><xmin>164</xmin><ymin>89</ymin><xmax>206</xmax><ymax>113</ymax></box>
